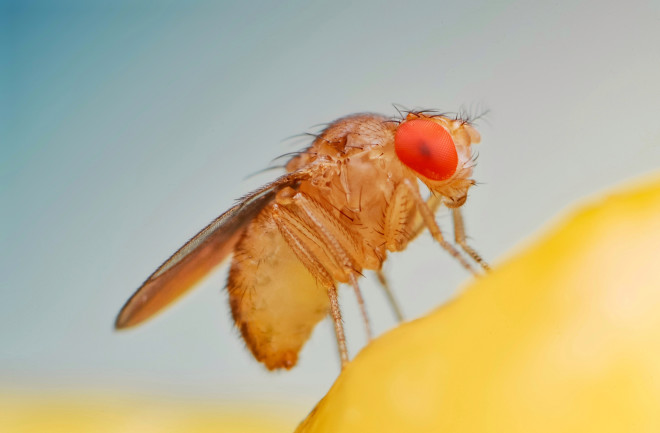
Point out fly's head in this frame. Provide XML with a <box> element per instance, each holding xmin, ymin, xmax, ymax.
<box><xmin>394</xmin><ymin>112</ymin><xmax>481</xmax><ymax>208</ymax></box>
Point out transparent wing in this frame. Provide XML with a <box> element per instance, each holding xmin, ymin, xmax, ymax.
<box><xmin>115</xmin><ymin>171</ymin><xmax>309</xmax><ymax>329</ymax></box>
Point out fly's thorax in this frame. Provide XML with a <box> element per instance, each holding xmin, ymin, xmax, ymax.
<box><xmin>286</xmin><ymin>113</ymin><xmax>396</xmax><ymax>173</ymax></box>
<box><xmin>290</xmin><ymin>146</ymin><xmax>409</xmax><ymax>271</ymax></box>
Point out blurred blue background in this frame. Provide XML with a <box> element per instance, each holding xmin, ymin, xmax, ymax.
<box><xmin>2</xmin><ymin>0</ymin><xmax>659</xmax><ymax>415</ymax></box>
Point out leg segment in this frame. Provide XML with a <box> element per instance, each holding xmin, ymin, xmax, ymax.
<box><xmin>272</xmin><ymin>189</ymin><xmax>373</xmax><ymax>367</ymax></box>
<box><xmin>452</xmin><ymin>208</ymin><xmax>491</xmax><ymax>271</ymax></box>
<box><xmin>402</xmin><ymin>179</ymin><xmax>478</xmax><ymax>276</ymax></box>
<box><xmin>273</xmin><ymin>203</ymin><xmax>350</xmax><ymax>368</ymax></box>
<box><xmin>350</xmin><ymin>273</ymin><xmax>373</xmax><ymax>340</ymax></box>
<box><xmin>326</xmin><ymin>284</ymin><xmax>349</xmax><ymax>367</ymax></box>
<box><xmin>408</xmin><ymin>193</ymin><xmax>442</xmax><ymax>241</ymax></box>
<box><xmin>375</xmin><ymin>269</ymin><xmax>404</xmax><ymax>322</ymax></box>
<box><xmin>290</xmin><ymin>193</ymin><xmax>372</xmax><ymax>342</ymax></box>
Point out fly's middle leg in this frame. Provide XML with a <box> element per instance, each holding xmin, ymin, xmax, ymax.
<box><xmin>374</xmin><ymin>269</ymin><xmax>404</xmax><ymax>322</ymax></box>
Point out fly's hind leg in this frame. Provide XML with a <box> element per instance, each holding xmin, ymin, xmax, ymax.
<box><xmin>451</xmin><ymin>208</ymin><xmax>491</xmax><ymax>271</ymax></box>
<box><xmin>291</xmin><ymin>192</ymin><xmax>373</xmax><ymax>341</ymax></box>
<box><xmin>272</xmin><ymin>204</ymin><xmax>349</xmax><ymax>367</ymax></box>
<box><xmin>272</xmin><ymin>188</ymin><xmax>373</xmax><ymax>367</ymax></box>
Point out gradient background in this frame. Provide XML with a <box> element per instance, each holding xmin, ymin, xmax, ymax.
<box><xmin>3</xmin><ymin>0</ymin><xmax>660</xmax><ymax>420</ymax></box>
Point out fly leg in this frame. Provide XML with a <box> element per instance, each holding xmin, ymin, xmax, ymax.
<box><xmin>273</xmin><ymin>188</ymin><xmax>373</xmax><ymax>367</ymax></box>
<box><xmin>451</xmin><ymin>208</ymin><xmax>491</xmax><ymax>271</ymax></box>
<box><xmin>349</xmin><ymin>273</ymin><xmax>373</xmax><ymax>341</ymax></box>
<box><xmin>408</xmin><ymin>193</ymin><xmax>442</xmax><ymax>242</ymax></box>
<box><xmin>407</xmin><ymin>192</ymin><xmax>489</xmax><ymax>272</ymax></box>
<box><xmin>402</xmin><ymin>179</ymin><xmax>478</xmax><ymax>276</ymax></box>
<box><xmin>290</xmin><ymin>192</ymin><xmax>373</xmax><ymax>341</ymax></box>
<box><xmin>327</xmin><ymin>284</ymin><xmax>349</xmax><ymax>367</ymax></box>
<box><xmin>272</xmin><ymin>204</ymin><xmax>349</xmax><ymax>368</ymax></box>
<box><xmin>379</xmin><ymin>181</ymin><xmax>428</xmax><ymax>322</ymax></box>
<box><xmin>375</xmin><ymin>269</ymin><xmax>404</xmax><ymax>322</ymax></box>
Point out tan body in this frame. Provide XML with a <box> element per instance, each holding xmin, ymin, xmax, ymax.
<box><xmin>116</xmin><ymin>111</ymin><xmax>487</xmax><ymax>370</ymax></box>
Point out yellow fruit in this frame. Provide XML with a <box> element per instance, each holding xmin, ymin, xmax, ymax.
<box><xmin>297</xmin><ymin>173</ymin><xmax>660</xmax><ymax>433</ymax></box>
<box><xmin>0</xmin><ymin>394</ymin><xmax>300</xmax><ymax>433</ymax></box>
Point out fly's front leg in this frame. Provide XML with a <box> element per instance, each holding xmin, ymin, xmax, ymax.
<box><xmin>401</xmin><ymin>179</ymin><xmax>477</xmax><ymax>276</ymax></box>
<box><xmin>451</xmin><ymin>208</ymin><xmax>491</xmax><ymax>271</ymax></box>
<box><xmin>408</xmin><ymin>193</ymin><xmax>442</xmax><ymax>242</ymax></box>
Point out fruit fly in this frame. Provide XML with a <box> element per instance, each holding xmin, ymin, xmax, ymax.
<box><xmin>115</xmin><ymin>110</ymin><xmax>489</xmax><ymax>370</ymax></box>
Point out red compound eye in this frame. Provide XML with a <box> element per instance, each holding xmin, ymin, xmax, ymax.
<box><xmin>395</xmin><ymin>119</ymin><xmax>458</xmax><ymax>181</ymax></box>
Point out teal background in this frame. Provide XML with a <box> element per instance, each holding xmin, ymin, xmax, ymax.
<box><xmin>3</xmin><ymin>0</ymin><xmax>660</xmax><ymax>412</ymax></box>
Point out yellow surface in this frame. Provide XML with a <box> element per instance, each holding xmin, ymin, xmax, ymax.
<box><xmin>298</xmin><ymin>173</ymin><xmax>660</xmax><ymax>433</ymax></box>
<box><xmin>0</xmin><ymin>393</ymin><xmax>299</xmax><ymax>433</ymax></box>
